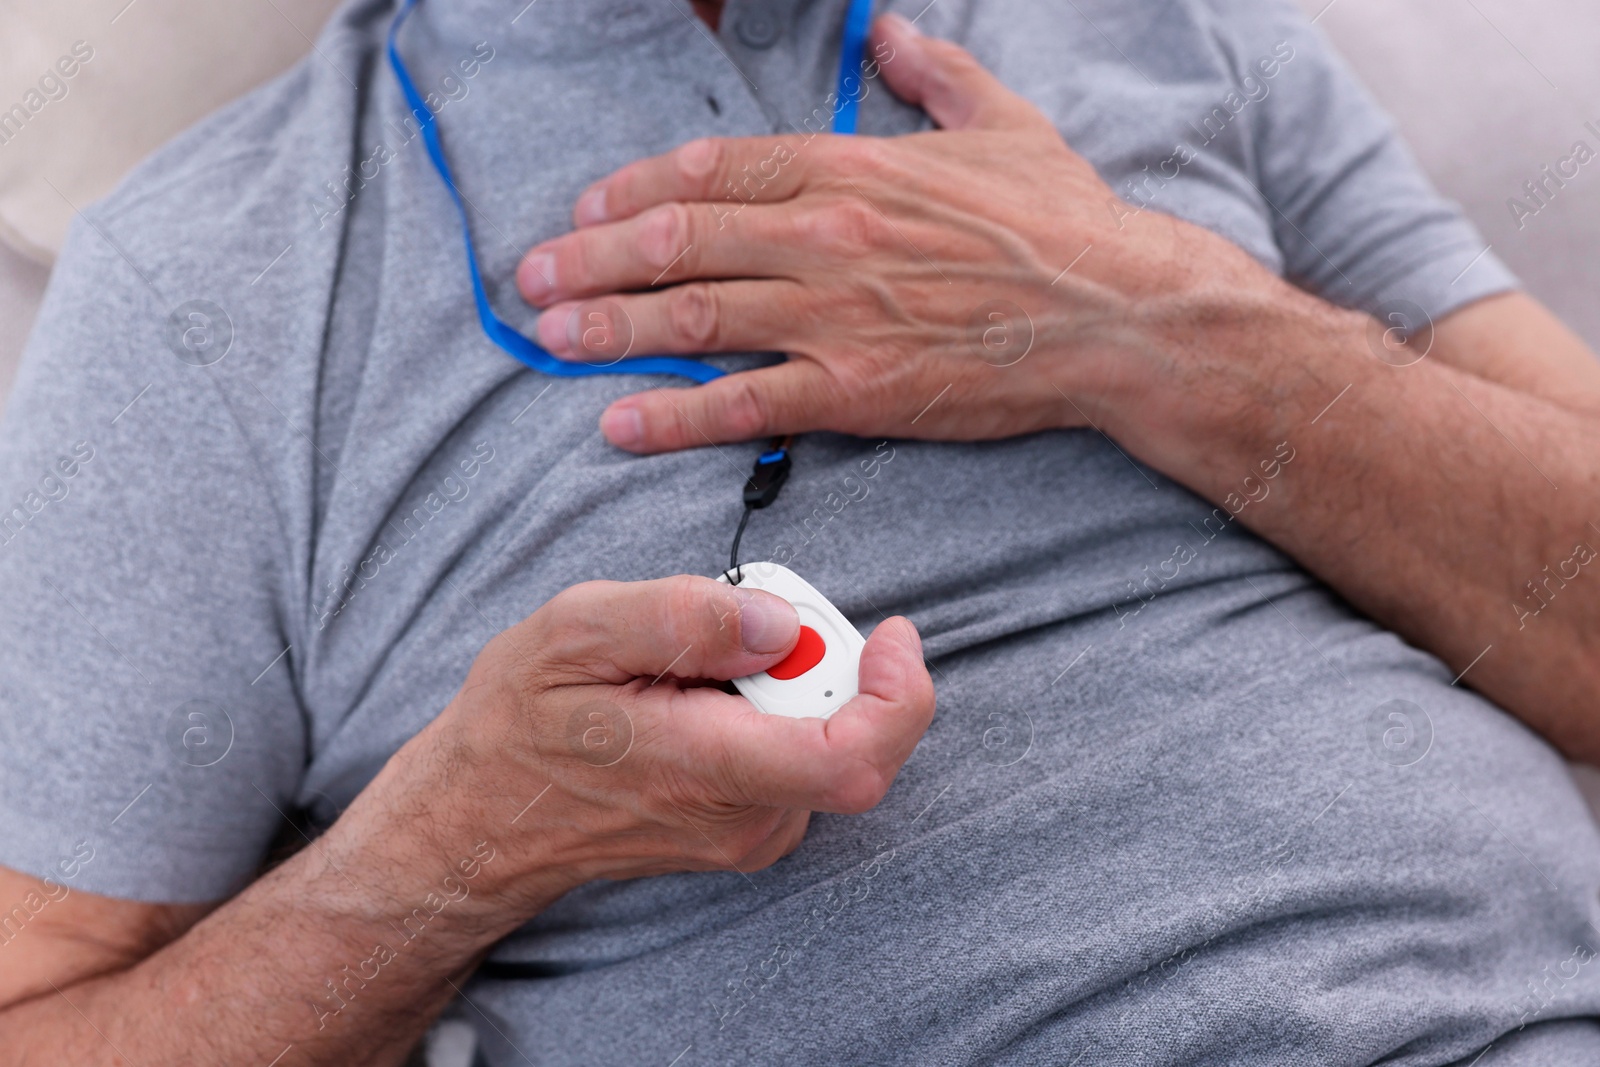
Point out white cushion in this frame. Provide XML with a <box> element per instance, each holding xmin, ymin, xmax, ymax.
<box><xmin>0</xmin><ymin>0</ymin><xmax>342</xmax><ymax>263</ymax></box>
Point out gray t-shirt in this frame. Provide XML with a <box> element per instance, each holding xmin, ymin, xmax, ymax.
<box><xmin>3</xmin><ymin>0</ymin><xmax>1599</xmax><ymax>1062</ymax></box>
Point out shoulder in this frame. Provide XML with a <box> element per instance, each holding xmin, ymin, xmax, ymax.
<box><xmin>4</xmin><ymin>3</ymin><xmax>398</xmax><ymax>585</ymax></box>
<box><xmin>82</xmin><ymin>1</ymin><xmax>390</xmax><ymax>301</ymax></box>
<box><xmin>15</xmin><ymin>0</ymin><xmax>393</xmax><ymax>453</ymax></box>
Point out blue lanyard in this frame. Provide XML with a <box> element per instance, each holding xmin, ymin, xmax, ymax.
<box><xmin>386</xmin><ymin>0</ymin><xmax>875</xmax><ymax>384</ymax></box>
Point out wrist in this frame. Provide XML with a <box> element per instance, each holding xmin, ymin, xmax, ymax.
<box><xmin>1087</xmin><ymin>258</ymin><xmax>1372</xmax><ymax>487</ymax></box>
<box><xmin>325</xmin><ymin>716</ymin><xmax>576</xmax><ymax>954</ymax></box>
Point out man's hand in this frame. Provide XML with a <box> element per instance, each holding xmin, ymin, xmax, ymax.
<box><xmin>516</xmin><ymin>11</ymin><xmax>1600</xmax><ymax>766</ymax></box>
<box><xmin>516</xmin><ymin>13</ymin><xmax>1274</xmax><ymax>453</ymax></box>
<box><xmin>0</xmin><ymin>577</ymin><xmax>933</xmax><ymax>1065</ymax></box>
<box><xmin>405</xmin><ymin>574</ymin><xmax>934</xmax><ymax>907</ymax></box>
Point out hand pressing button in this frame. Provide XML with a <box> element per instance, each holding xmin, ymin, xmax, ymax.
<box><xmin>768</xmin><ymin>625</ymin><xmax>825</xmax><ymax>680</ymax></box>
<box><xmin>717</xmin><ymin>564</ymin><xmax>867</xmax><ymax>719</ymax></box>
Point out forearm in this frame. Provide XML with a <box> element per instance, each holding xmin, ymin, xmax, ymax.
<box><xmin>0</xmin><ymin>734</ymin><xmax>554</xmax><ymax>1066</ymax></box>
<box><xmin>1102</xmin><ymin>284</ymin><xmax>1600</xmax><ymax>760</ymax></box>
<box><xmin>0</xmin><ymin>577</ymin><xmax>931</xmax><ymax>1064</ymax></box>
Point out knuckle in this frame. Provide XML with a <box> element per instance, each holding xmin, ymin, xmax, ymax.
<box><xmin>659</xmin><ymin>573</ymin><xmax>705</xmax><ymax>618</ymax></box>
<box><xmin>638</xmin><ymin>203</ymin><xmax>694</xmax><ymax>272</ymax></box>
<box><xmin>798</xmin><ymin>197</ymin><xmax>885</xmax><ymax>258</ymax></box>
<box><xmin>931</xmin><ymin>39</ymin><xmax>977</xmax><ymax>70</ymax></box>
<box><xmin>524</xmin><ymin>582</ymin><xmax>606</xmax><ymax>667</ymax></box>
<box><xmin>831</xmin><ymin>135</ymin><xmax>887</xmax><ymax>174</ymax></box>
<box><xmin>823</xmin><ymin>136</ymin><xmax>903</xmax><ymax>190</ymax></box>
<box><xmin>466</xmin><ymin>629</ymin><xmax>524</xmax><ymax>693</ymax></box>
<box><xmin>824</xmin><ymin>761</ymin><xmax>891</xmax><ymax>815</ymax></box>
<box><xmin>543</xmin><ymin>579</ymin><xmax>607</xmax><ymax>623</ymax></box>
<box><xmin>665</xmin><ymin>283</ymin><xmax>722</xmax><ymax>349</ymax></box>
<box><xmin>675</xmin><ymin>136</ymin><xmax>725</xmax><ymax>187</ymax></box>
<box><xmin>924</xmin><ymin>39</ymin><xmax>978</xmax><ymax>82</ymax></box>
<box><xmin>726</xmin><ymin>819</ymin><xmax>777</xmax><ymax>863</ymax></box>
<box><xmin>720</xmin><ymin>375</ymin><xmax>774</xmax><ymax>438</ymax></box>
<box><xmin>659</xmin><ymin>574</ymin><xmax>722</xmax><ymax>640</ymax></box>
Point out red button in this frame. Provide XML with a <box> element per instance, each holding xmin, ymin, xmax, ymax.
<box><xmin>768</xmin><ymin>625</ymin><xmax>826</xmax><ymax>680</ymax></box>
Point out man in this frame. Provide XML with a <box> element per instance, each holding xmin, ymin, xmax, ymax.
<box><xmin>1</xmin><ymin>0</ymin><xmax>1598</xmax><ymax>1062</ymax></box>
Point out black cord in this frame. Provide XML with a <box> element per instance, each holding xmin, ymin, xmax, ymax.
<box><xmin>725</xmin><ymin>436</ymin><xmax>793</xmax><ymax>584</ymax></box>
<box><xmin>728</xmin><ymin>504</ymin><xmax>754</xmax><ymax>584</ymax></box>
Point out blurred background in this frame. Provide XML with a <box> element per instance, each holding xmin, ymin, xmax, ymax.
<box><xmin>2</xmin><ymin>0</ymin><xmax>1597</xmax><ymax>394</ymax></box>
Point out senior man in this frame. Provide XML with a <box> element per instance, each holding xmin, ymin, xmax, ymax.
<box><xmin>2</xmin><ymin>0</ymin><xmax>1600</xmax><ymax>1062</ymax></box>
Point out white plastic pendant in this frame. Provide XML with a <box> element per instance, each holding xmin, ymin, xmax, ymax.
<box><xmin>718</xmin><ymin>563</ymin><xmax>866</xmax><ymax>719</ymax></box>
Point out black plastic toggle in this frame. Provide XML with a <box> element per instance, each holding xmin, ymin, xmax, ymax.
<box><xmin>743</xmin><ymin>444</ymin><xmax>791</xmax><ymax>509</ymax></box>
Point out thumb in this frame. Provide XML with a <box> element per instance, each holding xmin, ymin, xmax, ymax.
<box><xmin>527</xmin><ymin>575</ymin><xmax>801</xmax><ymax>683</ymax></box>
<box><xmin>871</xmin><ymin>13</ymin><xmax>1052</xmax><ymax>132</ymax></box>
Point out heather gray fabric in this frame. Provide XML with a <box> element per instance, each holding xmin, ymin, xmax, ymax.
<box><xmin>2</xmin><ymin>0</ymin><xmax>1598</xmax><ymax>1062</ymax></box>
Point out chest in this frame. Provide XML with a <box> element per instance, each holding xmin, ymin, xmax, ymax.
<box><xmin>291</xmin><ymin>0</ymin><xmax>1291</xmax><ymax>804</ymax></box>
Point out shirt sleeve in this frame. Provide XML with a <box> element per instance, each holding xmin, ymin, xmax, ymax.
<box><xmin>0</xmin><ymin>214</ymin><xmax>306</xmax><ymax>904</ymax></box>
<box><xmin>1210</xmin><ymin>0</ymin><xmax>1518</xmax><ymax>324</ymax></box>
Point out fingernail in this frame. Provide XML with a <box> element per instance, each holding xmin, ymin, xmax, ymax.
<box><xmin>736</xmin><ymin>589</ymin><xmax>798</xmax><ymax>654</ymax></box>
<box><xmin>536</xmin><ymin>305</ymin><xmax>574</xmax><ymax>354</ymax></box>
<box><xmin>575</xmin><ymin>187</ymin><xmax>608</xmax><ymax>226</ymax></box>
<box><xmin>600</xmin><ymin>404</ymin><xmax>644</xmax><ymax>448</ymax></box>
<box><xmin>521</xmin><ymin>253</ymin><xmax>556</xmax><ymax>302</ymax></box>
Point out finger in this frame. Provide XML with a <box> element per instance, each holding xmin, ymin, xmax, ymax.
<box><xmin>532</xmin><ymin>576</ymin><xmax>799</xmax><ymax>683</ymax></box>
<box><xmin>598</xmin><ymin>361</ymin><xmax>839</xmax><ymax>453</ymax></box>
<box><xmin>819</xmin><ymin>616</ymin><xmax>936</xmax><ymax>803</ymax></box>
<box><xmin>570</xmin><ymin>134</ymin><xmax>823</xmax><ymax>227</ymax></box>
<box><xmin>735</xmin><ymin>809</ymin><xmax>813</xmax><ymax>872</ymax></box>
<box><xmin>534</xmin><ymin>280</ymin><xmax>801</xmax><ymax>361</ymax></box>
<box><xmin>872</xmin><ymin>13</ymin><xmax>1054</xmax><ymax>133</ymax></box>
<box><xmin>671</xmin><ymin>616</ymin><xmax>935</xmax><ymax>814</ymax></box>
<box><xmin>518</xmin><ymin>202</ymin><xmax>799</xmax><ymax>308</ymax></box>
